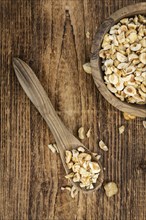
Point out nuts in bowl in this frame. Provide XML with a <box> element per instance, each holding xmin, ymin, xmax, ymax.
<box><xmin>99</xmin><ymin>15</ymin><xmax>146</xmax><ymax>105</ymax></box>
<box><xmin>91</xmin><ymin>3</ymin><xmax>146</xmax><ymax>117</ymax></box>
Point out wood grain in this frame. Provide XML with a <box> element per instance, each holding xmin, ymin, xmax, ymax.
<box><xmin>0</xmin><ymin>0</ymin><xmax>146</xmax><ymax>220</ymax></box>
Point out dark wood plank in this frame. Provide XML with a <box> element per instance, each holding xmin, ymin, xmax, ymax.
<box><xmin>0</xmin><ymin>0</ymin><xmax>145</xmax><ymax>220</ymax></box>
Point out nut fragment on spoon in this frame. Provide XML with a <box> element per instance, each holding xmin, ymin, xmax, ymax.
<box><xmin>99</xmin><ymin>15</ymin><xmax>146</xmax><ymax>104</ymax></box>
<box><xmin>65</xmin><ymin>148</ymin><xmax>101</xmax><ymax>190</ymax></box>
<box><xmin>48</xmin><ymin>144</ymin><xmax>58</xmax><ymax>153</ymax></box>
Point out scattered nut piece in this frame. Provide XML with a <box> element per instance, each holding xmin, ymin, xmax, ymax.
<box><xmin>95</xmin><ymin>155</ymin><xmax>101</xmax><ymax>160</ymax></box>
<box><xmin>61</xmin><ymin>186</ymin><xmax>72</xmax><ymax>191</ymax></box>
<box><xmin>86</xmin><ymin>31</ymin><xmax>90</xmax><ymax>39</ymax></box>
<box><xmin>83</xmin><ymin>63</ymin><xmax>92</xmax><ymax>74</ymax></box>
<box><xmin>123</xmin><ymin>112</ymin><xmax>136</xmax><ymax>120</ymax></box>
<box><xmin>86</xmin><ymin>128</ymin><xmax>91</xmax><ymax>138</ymax></box>
<box><xmin>78</xmin><ymin>127</ymin><xmax>85</xmax><ymax>140</ymax></box>
<box><xmin>142</xmin><ymin>121</ymin><xmax>146</xmax><ymax>128</ymax></box>
<box><xmin>71</xmin><ymin>186</ymin><xmax>79</xmax><ymax>198</ymax></box>
<box><xmin>119</xmin><ymin>125</ymin><xmax>125</xmax><ymax>134</ymax></box>
<box><xmin>53</xmin><ymin>144</ymin><xmax>59</xmax><ymax>153</ymax></box>
<box><xmin>61</xmin><ymin>186</ymin><xmax>78</xmax><ymax>198</ymax></box>
<box><xmin>99</xmin><ymin>140</ymin><xmax>108</xmax><ymax>151</ymax></box>
<box><xmin>104</xmin><ymin>182</ymin><xmax>118</xmax><ymax>197</ymax></box>
<box><xmin>48</xmin><ymin>144</ymin><xmax>57</xmax><ymax>153</ymax></box>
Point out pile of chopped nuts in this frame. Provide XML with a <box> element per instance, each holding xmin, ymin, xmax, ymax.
<box><xmin>65</xmin><ymin>147</ymin><xmax>101</xmax><ymax>190</ymax></box>
<box><xmin>99</xmin><ymin>15</ymin><xmax>146</xmax><ymax>104</ymax></box>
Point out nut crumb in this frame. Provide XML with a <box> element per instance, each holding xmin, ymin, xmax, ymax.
<box><xmin>104</xmin><ymin>182</ymin><xmax>118</xmax><ymax>197</ymax></box>
<box><xmin>86</xmin><ymin>128</ymin><xmax>91</xmax><ymax>138</ymax></box>
<box><xmin>86</xmin><ymin>31</ymin><xmax>90</xmax><ymax>38</ymax></box>
<box><xmin>96</xmin><ymin>155</ymin><xmax>101</xmax><ymax>160</ymax></box>
<box><xmin>78</xmin><ymin>146</ymin><xmax>85</xmax><ymax>152</ymax></box>
<box><xmin>143</xmin><ymin>121</ymin><xmax>146</xmax><ymax>128</ymax></box>
<box><xmin>61</xmin><ymin>186</ymin><xmax>71</xmax><ymax>192</ymax></box>
<box><xmin>119</xmin><ymin>125</ymin><xmax>125</xmax><ymax>134</ymax></box>
<box><xmin>123</xmin><ymin>112</ymin><xmax>136</xmax><ymax>120</ymax></box>
<box><xmin>61</xmin><ymin>187</ymin><xmax>65</xmax><ymax>191</ymax></box>
<box><xmin>83</xmin><ymin>63</ymin><xmax>92</xmax><ymax>74</ymax></box>
<box><xmin>53</xmin><ymin>144</ymin><xmax>59</xmax><ymax>153</ymax></box>
<box><xmin>78</xmin><ymin>127</ymin><xmax>85</xmax><ymax>140</ymax></box>
<box><xmin>48</xmin><ymin>144</ymin><xmax>57</xmax><ymax>153</ymax></box>
<box><xmin>99</xmin><ymin>140</ymin><xmax>108</xmax><ymax>151</ymax></box>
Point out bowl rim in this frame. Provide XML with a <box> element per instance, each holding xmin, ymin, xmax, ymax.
<box><xmin>90</xmin><ymin>2</ymin><xmax>146</xmax><ymax>118</ymax></box>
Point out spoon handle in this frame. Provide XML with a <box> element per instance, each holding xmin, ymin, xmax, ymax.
<box><xmin>13</xmin><ymin>58</ymin><xmax>74</xmax><ymax>161</ymax></box>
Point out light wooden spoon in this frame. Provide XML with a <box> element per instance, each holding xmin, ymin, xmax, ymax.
<box><xmin>13</xmin><ymin>58</ymin><xmax>103</xmax><ymax>193</ymax></box>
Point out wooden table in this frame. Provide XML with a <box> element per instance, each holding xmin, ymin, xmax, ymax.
<box><xmin>0</xmin><ymin>0</ymin><xmax>145</xmax><ymax>219</ymax></box>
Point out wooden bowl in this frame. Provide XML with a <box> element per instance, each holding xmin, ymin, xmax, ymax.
<box><xmin>90</xmin><ymin>3</ymin><xmax>146</xmax><ymax>118</ymax></box>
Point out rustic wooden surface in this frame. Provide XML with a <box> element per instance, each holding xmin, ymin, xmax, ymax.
<box><xmin>0</xmin><ymin>0</ymin><xmax>146</xmax><ymax>219</ymax></box>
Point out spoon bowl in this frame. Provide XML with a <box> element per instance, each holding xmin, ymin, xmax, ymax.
<box><xmin>63</xmin><ymin>145</ymin><xmax>103</xmax><ymax>193</ymax></box>
<box><xmin>13</xmin><ymin>58</ymin><xmax>104</xmax><ymax>193</ymax></box>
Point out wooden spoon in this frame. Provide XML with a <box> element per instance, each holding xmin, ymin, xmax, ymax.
<box><xmin>13</xmin><ymin>58</ymin><xmax>103</xmax><ymax>193</ymax></box>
